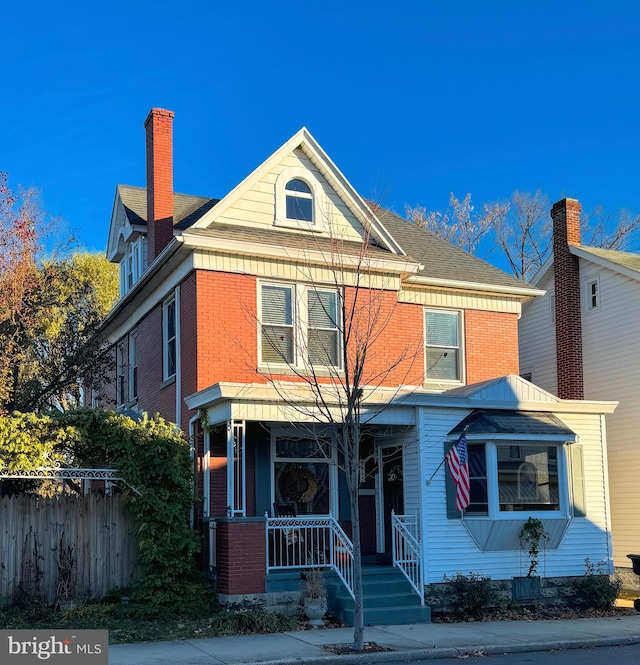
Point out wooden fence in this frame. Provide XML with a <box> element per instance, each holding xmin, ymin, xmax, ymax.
<box><xmin>0</xmin><ymin>493</ymin><xmax>138</xmax><ymax>604</ymax></box>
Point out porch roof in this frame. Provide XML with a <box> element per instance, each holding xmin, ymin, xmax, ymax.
<box><xmin>448</xmin><ymin>409</ymin><xmax>577</xmax><ymax>441</ymax></box>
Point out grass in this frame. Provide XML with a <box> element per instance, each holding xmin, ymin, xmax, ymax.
<box><xmin>0</xmin><ymin>598</ymin><xmax>301</xmax><ymax>644</ymax></box>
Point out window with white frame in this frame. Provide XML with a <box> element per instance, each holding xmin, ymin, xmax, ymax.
<box><xmin>586</xmin><ymin>277</ymin><xmax>600</xmax><ymax>310</ymax></box>
<box><xmin>273</xmin><ymin>437</ymin><xmax>332</xmax><ymax>515</ymax></box>
<box><xmin>128</xmin><ymin>333</ymin><xmax>138</xmax><ymax>402</ymax></box>
<box><xmin>119</xmin><ymin>237</ymin><xmax>148</xmax><ymax>297</ymax></box>
<box><xmin>116</xmin><ymin>344</ymin><xmax>125</xmax><ymax>407</ymax></box>
<box><xmin>259</xmin><ymin>283</ymin><xmax>340</xmax><ymax>368</ymax></box>
<box><xmin>163</xmin><ymin>296</ymin><xmax>177</xmax><ymax>380</ymax></box>
<box><xmin>285</xmin><ymin>179</ymin><xmax>314</xmax><ymax>222</ymax></box>
<box><xmin>464</xmin><ymin>442</ymin><xmax>563</xmax><ymax>516</ymax></box>
<box><xmin>275</xmin><ymin>170</ymin><xmax>321</xmax><ymax>230</ymax></box>
<box><xmin>425</xmin><ymin>309</ymin><xmax>462</xmax><ymax>382</ymax></box>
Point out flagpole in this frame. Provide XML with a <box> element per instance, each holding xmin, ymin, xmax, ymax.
<box><xmin>425</xmin><ymin>457</ymin><xmax>446</xmax><ymax>485</ymax></box>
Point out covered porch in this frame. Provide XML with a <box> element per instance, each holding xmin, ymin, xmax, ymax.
<box><xmin>185</xmin><ymin>382</ymin><xmax>425</xmax><ymax>607</ymax></box>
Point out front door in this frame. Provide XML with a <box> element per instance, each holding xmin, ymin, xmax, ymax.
<box><xmin>379</xmin><ymin>445</ymin><xmax>404</xmax><ymax>557</ymax></box>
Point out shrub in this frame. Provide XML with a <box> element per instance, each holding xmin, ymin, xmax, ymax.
<box><xmin>576</xmin><ymin>559</ymin><xmax>622</xmax><ymax>610</ymax></box>
<box><xmin>445</xmin><ymin>572</ymin><xmax>499</xmax><ymax>618</ymax></box>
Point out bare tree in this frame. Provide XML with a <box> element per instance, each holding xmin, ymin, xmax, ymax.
<box><xmin>582</xmin><ymin>205</ymin><xmax>640</xmax><ymax>252</ymax></box>
<box><xmin>412</xmin><ymin>189</ymin><xmax>640</xmax><ymax>282</ymax></box>
<box><xmin>492</xmin><ymin>190</ymin><xmax>550</xmax><ymax>281</ymax></box>
<box><xmin>406</xmin><ymin>192</ymin><xmax>508</xmax><ymax>256</ymax></box>
<box><xmin>256</xmin><ymin>210</ymin><xmax>424</xmax><ymax>651</ymax></box>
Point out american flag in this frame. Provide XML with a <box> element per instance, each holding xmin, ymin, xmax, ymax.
<box><xmin>446</xmin><ymin>433</ymin><xmax>470</xmax><ymax>512</ymax></box>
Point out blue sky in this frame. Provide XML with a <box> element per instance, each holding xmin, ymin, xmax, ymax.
<box><xmin>3</xmin><ymin>1</ymin><xmax>640</xmax><ymax>267</ymax></box>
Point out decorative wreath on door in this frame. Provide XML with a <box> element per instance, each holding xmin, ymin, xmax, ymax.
<box><xmin>278</xmin><ymin>466</ymin><xmax>319</xmax><ymax>504</ymax></box>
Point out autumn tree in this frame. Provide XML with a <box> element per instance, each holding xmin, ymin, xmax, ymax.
<box><xmin>0</xmin><ymin>173</ymin><xmax>118</xmax><ymax>413</ymax></box>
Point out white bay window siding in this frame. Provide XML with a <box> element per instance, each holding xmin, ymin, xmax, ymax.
<box><xmin>422</xmin><ymin>405</ymin><xmax>611</xmax><ymax>583</ymax></box>
<box><xmin>259</xmin><ymin>282</ymin><xmax>340</xmax><ymax>368</ymax></box>
<box><xmin>425</xmin><ymin>309</ymin><xmax>462</xmax><ymax>382</ymax></box>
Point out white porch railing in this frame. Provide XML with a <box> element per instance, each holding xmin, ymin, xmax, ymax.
<box><xmin>265</xmin><ymin>514</ymin><xmax>355</xmax><ymax>600</ymax></box>
<box><xmin>391</xmin><ymin>511</ymin><xmax>424</xmax><ymax>605</ymax></box>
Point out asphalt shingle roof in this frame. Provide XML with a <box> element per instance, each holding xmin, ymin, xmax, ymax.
<box><xmin>449</xmin><ymin>410</ymin><xmax>575</xmax><ymax>437</ymax></box>
<box><xmin>117</xmin><ymin>185</ymin><xmax>536</xmax><ymax>292</ymax></box>
<box><xmin>375</xmin><ymin>208</ymin><xmax>532</xmax><ymax>290</ymax></box>
<box><xmin>576</xmin><ymin>245</ymin><xmax>640</xmax><ymax>275</ymax></box>
<box><xmin>118</xmin><ymin>185</ymin><xmax>219</xmax><ymax>230</ymax></box>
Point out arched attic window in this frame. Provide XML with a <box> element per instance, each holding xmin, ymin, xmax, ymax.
<box><xmin>285</xmin><ymin>178</ymin><xmax>313</xmax><ymax>222</ymax></box>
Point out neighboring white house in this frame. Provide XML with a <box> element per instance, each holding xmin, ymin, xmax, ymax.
<box><xmin>519</xmin><ymin>197</ymin><xmax>640</xmax><ymax>585</ymax></box>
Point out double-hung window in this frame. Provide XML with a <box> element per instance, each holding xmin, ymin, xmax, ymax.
<box><xmin>425</xmin><ymin>309</ymin><xmax>462</xmax><ymax>382</ymax></box>
<box><xmin>163</xmin><ymin>296</ymin><xmax>177</xmax><ymax>380</ymax></box>
<box><xmin>307</xmin><ymin>289</ymin><xmax>339</xmax><ymax>366</ymax></box>
<box><xmin>261</xmin><ymin>284</ymin><xmax>295</xmax><ymax>364</ymax></box>
<box><xmin>260</xmin><ymin>283</ymin><xmax>340</xmax><ymax>368</ymax></box>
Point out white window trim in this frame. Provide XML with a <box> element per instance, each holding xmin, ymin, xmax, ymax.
<box><xmin>274</xmin><ymin>167</ymin><xmax>324</xmax><ymax>231</ymax></box>
<box><xmin>424</xmin><ymin>308</ymin><xmax>465</xmax><ymax>387</ymax></box>
<box><xmin>119</xmin><ymin>236</ymin><xmax>148</xmax><ymax>298</ymax></box>
<box><xmin>128</xmin><ymin>332</ymin><xmax>138</xmax><ymax>403</ymax></box>
<box><xmin>163</xmin><ymin>295</ymin><xmax>177</xmax><ymax>381</ymax></box>
<box><xmin>116</xmin><ymin>343</ymin><xmax>125</xmax><ymax>408</ymax></box>
<box><xmin>258</xmin><ymin>281</ymin><xmax>342</xmax><ymax>371</ymax></box>
<box><xmin>585</xmin><ymin>276</ymin><xmax>600</xmax><ymax>311</ymax></box>
<box><xmin>464</xmin><ymin>438</ymin><xmax>570</xmax><ymax>520</ymax></box>
<box><xmin>270</xmin><ymin>430</ymin><xmax>338</xmax><ymax>517</ymax></box>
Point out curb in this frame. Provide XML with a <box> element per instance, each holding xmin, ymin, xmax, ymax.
<box><xmin>260</xmin><ymin>635</ymin><xmax>640</xmax><ymax>665</ymax></box>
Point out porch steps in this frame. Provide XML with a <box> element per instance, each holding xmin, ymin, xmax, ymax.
<box><xmin>326</xmin><ymin>565</ymin><xmax>431</xmax><ymax>626</ymax></box>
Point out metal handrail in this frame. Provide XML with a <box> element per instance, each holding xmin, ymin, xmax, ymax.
<box><xmin>391</xmin><ymin>511</ymin><xmax>424</xmax><ymax>605</ymax></box>
<box><xmin>265</xmin><ymin>513</ymin><xmax>355</xmax><ymax>600</ymax></box>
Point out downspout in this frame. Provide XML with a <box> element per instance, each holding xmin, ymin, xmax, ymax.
<box><xmin>175</xmin><ymin>285</ymin><xmax>181</xmax><ymax>429</ymax></box>
<box><xmin>188</xmin><ymin>412</ymin><xmax>200</xmax><ymax>528</ymax></box>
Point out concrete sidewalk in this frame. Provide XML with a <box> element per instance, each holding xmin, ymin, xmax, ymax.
<box><xmin>109</xmin><ymin>614</ymin><xmax>640</xmax><ymax>665</ymax></box>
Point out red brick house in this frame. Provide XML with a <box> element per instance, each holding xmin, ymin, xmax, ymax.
<box><xmin>99</xmin><ymin>109</ymin><xmax>616</xmax><ymax>620</ymax></box>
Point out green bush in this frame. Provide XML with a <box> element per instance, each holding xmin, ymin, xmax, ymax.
<box><xmin>576</xmin><ymin>559</ymin><xmax>622</xmax><ymax>610</ymax></box>
<box><xmin>445</xmin><ymin>572</ymin><xmax>499</xmax><ymax>618</ymax></box>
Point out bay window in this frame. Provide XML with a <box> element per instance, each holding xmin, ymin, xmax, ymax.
<box><xmin>462</xmin><ymin>441</ymin><xmax>564</xmax><ymax>517</ymax></box>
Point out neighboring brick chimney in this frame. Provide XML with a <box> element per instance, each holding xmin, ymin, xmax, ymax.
<box><xmin>552</xmin><ymin>198</ymin><xmax>584</xmax><ymax>399</ymax></box>
<box><xmin>145</xmin><ymin>108</ymin><xmax>175</xmax><ymax>264</ymax></box>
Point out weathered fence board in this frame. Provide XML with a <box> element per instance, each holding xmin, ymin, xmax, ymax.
<box><xmin>0</xmin><ymin>494</ymin><xmax>137</xmax><ymax>604</ymax></box>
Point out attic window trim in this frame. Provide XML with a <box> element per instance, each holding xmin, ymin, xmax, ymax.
<box><xmin>274</xmin><ymin>168</ymin><xmax>324</xmax><ymax>232</ymax></box>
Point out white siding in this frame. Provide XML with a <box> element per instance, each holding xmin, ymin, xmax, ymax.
<box><xmin>578</xmin><ymin>261</ymin><xmax>640</xmax><ymax>567</ymax></box>
<box><xmin>518</xmin><ymin>271</ymin><xmax>557</xmax><ymax>394</ymax></box>
<box><xmin>214</xmin><ymin>148</ymin><xmax>364</xmax><ymax>241</ymax></box>
<box><xmin>419</xmin><ymin>407</ymin><xmax>611</xmax><ymax>583</ymax></box>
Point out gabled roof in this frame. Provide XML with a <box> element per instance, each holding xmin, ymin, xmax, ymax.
<box><xmin>446</xmin><ymin>374</ymin><xmax>561</xmax><ymax>403</ymax></box>
<box><xmin>530</xmin><ymin>244</ymin><xmax>640</xmax><ymax>286</ymax></box>
<box><xmin>107</xmin><ymin>127</ymin><xmax>542</xmax><ymax>299</ymax></box>
<box><xmin>571</xmin><ymin>245</ymin><xmax>640</xmax><ymax>280</ymax></box>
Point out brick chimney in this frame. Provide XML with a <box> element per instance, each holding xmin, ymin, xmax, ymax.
<box><xmin>145</xmin><ymin>108</ymin><xmax>175</xmax><ymax>264</ymax></box>
<box><xmin>551</xmin><ymin>198</ymin><xmax>584</xmax><ymax>399</ymax></box>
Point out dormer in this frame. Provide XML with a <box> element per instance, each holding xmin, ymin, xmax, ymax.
<box><xmin>107</xmin><ymin>185</ymin><xmax>149</xmax><ymax>298</ymax></box>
